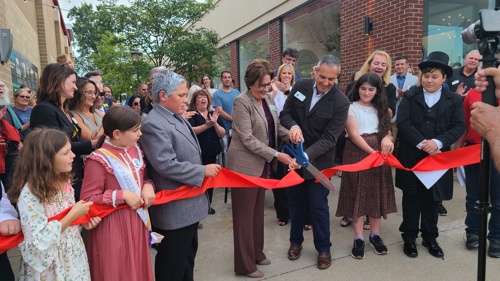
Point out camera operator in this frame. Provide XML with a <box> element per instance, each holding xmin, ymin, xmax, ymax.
<box><xmin>470</xmin><ymin>66</ymin><xmax>500</xmax><ymax>171</ymax></box>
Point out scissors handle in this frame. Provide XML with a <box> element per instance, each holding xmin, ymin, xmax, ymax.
<box><xmin>281</xmin><ymin>141</ymin><xmax>309</xmax><ymax>168</ymax></box>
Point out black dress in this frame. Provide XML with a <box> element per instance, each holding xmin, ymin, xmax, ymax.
<box><xmin>30</xmin><ymin>101</ymin><xmax>93</xmax><ymax>200</ymax></box>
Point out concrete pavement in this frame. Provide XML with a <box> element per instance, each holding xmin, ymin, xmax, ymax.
<box><xmin>7</xmin><ymin>173</ymin><xmax>500</xmax><ymax>280</ymax></box>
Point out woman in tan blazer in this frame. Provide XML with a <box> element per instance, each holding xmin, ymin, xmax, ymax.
<box><xmin>227</xmin><ymin>59</ymin><xmax>292</xmax><ymax>278</ymax></box>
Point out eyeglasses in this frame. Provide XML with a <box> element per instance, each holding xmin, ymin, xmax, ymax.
<box><xmin>133</xmin><ymin>102</ymin><xmax>140</xmax><ymax>106</ymax></box>
<box><xmin>99</xmin><ymin>92</ymin><xmax>106</xmax><ymax>96</ymax></box>
<box><xmin>18</xmin><ymin>95</ymin><xmax>30</xmax><ymax>99</ymax></box>
<box><xmin>196</xmin><ymin>95</ymin><xmax>208</xmax><ymax>100</ymax></box>
<box><xmin>258</xmin><ymin>82</ymin><xmax>272</xmax><ymax>90</ymax></box>
<box><xmin>0</xmin><ymin>84</ymin><xmax>5</xmax><ymax>88</ymax></box>
<box><xmin>83</xmin><ymin>90</ymin><xmax>97</xmax><ymax>96</ymax></box>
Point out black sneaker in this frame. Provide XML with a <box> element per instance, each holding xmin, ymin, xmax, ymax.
<box><xmin>437</xmin><ymin>203</ymin><xmax>448</xmax><ymax>216</ymax></box>
<box><xmin>351</xmin><ymin>239</ymin><xmax>365</xmax><ymax>259</ymax></box>
<box><xmin>465</xmin><ymin>232</ymin><xmax>479</xmax><ymax>250</ymax></box>
<box><xmin>488</xmin><ymin>239</ymin><xmax>500</xmax><ymax>258</ymax></box>
<box><xmin>369</xmin><ymin>235</ymin><xmax>388</xmax><ymax>255</ymax></box>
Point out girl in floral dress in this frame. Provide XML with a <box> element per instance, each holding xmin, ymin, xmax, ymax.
<box><xmin>8</xmin><ymin>128</ymin><xmax>101</xmax><ymax>280</ymax></box>
<box><xmin>81</xmin><ymin>106</ymin><xmax>155</xmax><ymax>281</ymax></box>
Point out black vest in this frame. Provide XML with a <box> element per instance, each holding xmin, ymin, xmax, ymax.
<box><xmin>419</xmin><ymin>102</ymin><xmax>439</xmax><ymax>140</ymax></box>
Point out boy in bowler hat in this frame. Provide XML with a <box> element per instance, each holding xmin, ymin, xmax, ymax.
<box><xmin>395</xmin><ymin>51</ymin><xmax>465</xmax><ymax>259</ymax></box>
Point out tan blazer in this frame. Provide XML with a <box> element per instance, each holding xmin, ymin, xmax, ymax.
<box><xmin>227</xmin><ymin>91</ymin><xmax>289</xmax><ymax>177</ymax></box>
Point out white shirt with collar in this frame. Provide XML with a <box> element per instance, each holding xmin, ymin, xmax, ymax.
<box><xmin>415</xmin><ymin>87</ymin><xmax>444</xmax><ymax>151</ymax></box>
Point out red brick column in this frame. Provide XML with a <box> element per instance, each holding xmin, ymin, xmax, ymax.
<box><xmin>230</xmin><ymin>41</ymin><xmax>240</xmax><ymax>90</ymax></box>
<box><xmin>269</xmin><ymin>19</ymin><xmax>282</xmax><ymax>71</ymax></box>
<box><xmin>340</xmin><ymin>0</ymin><xmax>424</xmax><ymax>87</ymax></box>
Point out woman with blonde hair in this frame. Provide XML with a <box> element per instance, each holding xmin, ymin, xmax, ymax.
<box><xmin>346</xmin><ymin>50</ymin><xmax>397</xmax><ymax>118</ymax></box>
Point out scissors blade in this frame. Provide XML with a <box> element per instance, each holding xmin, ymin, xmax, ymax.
<box><xmin>306</xmin><ymin>164</ymin><xmax>336</xmax><ymax>191</ymax></box>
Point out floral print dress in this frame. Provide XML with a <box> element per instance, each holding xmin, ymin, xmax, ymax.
<box><xmin>17</xmin><ymin>183</ymin><xmax>90</xmax><ymax>281</ymax></box>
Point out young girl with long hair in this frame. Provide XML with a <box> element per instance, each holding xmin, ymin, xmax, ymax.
<box><xmin>80</xmin><ymin>106</ymin><xmax>155</xmax><ymax>281</ymax></box>
<box><xmin>8</xmin><ymin>128</ymin><xmax>100</xmax><ymax>280</ymax></box>
<box><xmin>335</xmin><ymin>72</ymin><xmax>397</xmax><ymax>259</ymax></box>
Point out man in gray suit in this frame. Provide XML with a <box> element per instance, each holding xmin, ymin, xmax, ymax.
<box><xmin>140</xmin><ymin>70</ymin><xmax>221</xmax><ymax>281</ymax></box>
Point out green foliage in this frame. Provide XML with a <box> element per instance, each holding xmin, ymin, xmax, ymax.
<box><xmin>91</xmin><ymin>34</ymin><xmax>150</xmax><ymax>99</ymax></box>
<box><xmin>68</xmin><ymin>0</ymin><xmax>220</xmax><ymax>91</ymax></box>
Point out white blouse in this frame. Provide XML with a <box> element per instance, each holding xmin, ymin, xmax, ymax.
<box><xmin>346</xmin><ymin>102</ymin><xmax>379</xmax><ymax>137</ymax></box>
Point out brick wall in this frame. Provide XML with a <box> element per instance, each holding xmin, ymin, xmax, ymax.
<box><xmin>229</xmin><ymin>41</ymin><xmax>240</xmax><ymax>90</ymax></box>
<box><xmin>340</xmin><ymin>0</ymin><xmax>423</xmax><ymax>86</ymax></box>
<box><xmin>269</xmin><ymin>19</ymin><xmax>282</xmax><ymax>71</ymax></box>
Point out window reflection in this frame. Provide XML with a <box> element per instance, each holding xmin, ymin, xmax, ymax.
<box><xmin>423</xmin><ymin>0</ymin><xmax>490</xmax><ymax>65</ymax></box>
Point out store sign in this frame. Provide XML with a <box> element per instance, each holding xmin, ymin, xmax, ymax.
<box><xmin>9</xmin><ymin>49</ymin><xmax>38</xmax><ymax>90</ymax></box>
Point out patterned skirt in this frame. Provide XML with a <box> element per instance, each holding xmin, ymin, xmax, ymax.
<box><xmin>335</xmin><ymin>133</ymin><xmax>397</xmax><ymax>222</ymax></box>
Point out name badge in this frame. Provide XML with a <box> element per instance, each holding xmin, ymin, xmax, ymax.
<box><xmin>269</xmin><ymin>104</ymin><xmax>276</xmax><ymax>111</ymax></box>
<box><xmin>452</xmin><ymin>80</ymin><xmax>459</xmax><ymax>85</ymax></box>
<box><xmin>294</xmin><ymin>91</ymin><xmax>306</xmax><ymax>102</ymax></box>
<box><xmin>132</xmin><ymin>158</ymin><xmax>141</xmax><ymax>169</ymax></box>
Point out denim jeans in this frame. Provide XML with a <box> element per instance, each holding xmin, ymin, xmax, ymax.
<box><xmin>464</xmin><ymin>162</ymin><xmax>500</xmax><ymax>241</ymax></box>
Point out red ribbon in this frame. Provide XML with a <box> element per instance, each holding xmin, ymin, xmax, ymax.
<box><xmin>0</xmin><ymin>168</ymin><xmax>304</xmax><ymax>254</ymax></box>
<box><xmin>0</xmin><ymin>145</ymin><xmax>481</xmax><ymax>254</ymax></box>
<box><xmin>320</xmin><ymin>144</ymin><xmax>480</xmax><ymax>179</ymax></box>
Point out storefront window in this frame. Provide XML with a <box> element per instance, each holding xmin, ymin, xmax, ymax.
<box><xmin>283</xmin><ymin>0</ymin><xmax>340</xmax><ymax>78</ymax></box>
<box><xmin>239</xmin><ymin>27</ymin><xmax>270</xmax><ymax>91</ymax></box>
<box><xmin>423</xmin><ymin>0</ymin><xmax>491</xmax><ymax>67</ymax></box>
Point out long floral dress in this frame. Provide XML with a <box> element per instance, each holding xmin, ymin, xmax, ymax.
<box><xmin>17</xmin><ymin>183</ymin><xmax>90</xmax><ymax>281</ymax></box>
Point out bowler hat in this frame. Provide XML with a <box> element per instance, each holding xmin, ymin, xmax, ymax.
<box><xmin>418</xmin><ymin>51</ymin><xmax>453</xmax><ymax>77</ymax></box>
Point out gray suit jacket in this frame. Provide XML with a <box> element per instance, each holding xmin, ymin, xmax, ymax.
<box><xmin>139</xmin><ymin>104</ymin><xmax>208</xmax><ymax>230</ymax></box>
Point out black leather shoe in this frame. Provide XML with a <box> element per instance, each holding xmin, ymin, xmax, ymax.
<box><xmin>422</xmin><ymin>240</ymin><xmax>444</xmax><ymax>258</ymax></box>
<box><xmin>403</xmin><ymin>239</ymin><xmax>418</xmax><ymax>258</ymax></box>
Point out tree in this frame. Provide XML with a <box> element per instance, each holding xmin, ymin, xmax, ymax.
<box><xmin>68</xmin><ymin>0</ymin><xmax>126</xmax><ymax>74</ymax></box>
<box><xmin>91</xmin><ymin>34</ymin><xmax>151</xmax><ymax>99</ymax></box>
<box><xmin>68</xmin><ymin>0</ymin><xmax>220</xmax><ymax>85</ymax></box>
<box><xmin>117</xmin><ymin>0</ymin><xmax>219</xmax><ymax>82</ymax></box>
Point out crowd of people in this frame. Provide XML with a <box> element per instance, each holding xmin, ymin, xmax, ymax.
<box><xmin>0</xmin><ymin>46</ymin><xmax>500</xmax><ymax>281</ymax></box>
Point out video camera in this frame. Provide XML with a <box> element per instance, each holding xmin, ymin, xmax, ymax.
<box><xmin>462</xmin><ymin>9</ymin><xmax>500</xmax><ymax>63</ymax></box>
<box><xmin>461</xmin><ymin>8</ymin><xmax>500</xmax><ymax>281</ymax></box>
<box><xmin>462</xmin><ymin>9</ymin><xmax>500</xmax><ymax>44</ymax></box>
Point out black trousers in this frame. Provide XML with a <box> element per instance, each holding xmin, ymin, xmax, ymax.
<box><xmin>399</xmin><ymin>184</ymin><xmax>439</xmax><ymax>242</ymax></box>
<box><xmin>153</xmin><ymin>222</ymin><xmax>199</xmax><ymax>281</ymax></box>
<box><xmin>0</xmin><ymin>252</ymin><xmax>14</xmax><ymax>281</ymax></box>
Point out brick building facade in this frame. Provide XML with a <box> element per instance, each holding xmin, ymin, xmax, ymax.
<box><xmin>0</xmin><ymin>0</ymin><xmax>72</xmax><ymax>95</ymax></box>
<box><xmin>197</xmin><ymin>0</ymin><xmax>486</xmax><ymax>91</ymax></box>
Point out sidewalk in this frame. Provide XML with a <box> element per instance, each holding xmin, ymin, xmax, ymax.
<box><xmin>8</xmin><ymin>173</ymin><xmax>500</xmax><ymax>280</ymax></box>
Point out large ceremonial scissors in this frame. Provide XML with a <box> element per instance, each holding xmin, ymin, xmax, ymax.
<box><xmin>282</xmin><ymin>141</ymin><xmax>336</xmax><ymax>191</ymax></box>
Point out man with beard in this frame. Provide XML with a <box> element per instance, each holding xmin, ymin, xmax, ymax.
<box><xmin>212</xmin><ymin>71</ymin><xmax>240</xmax><ymax>144</ymax></box>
